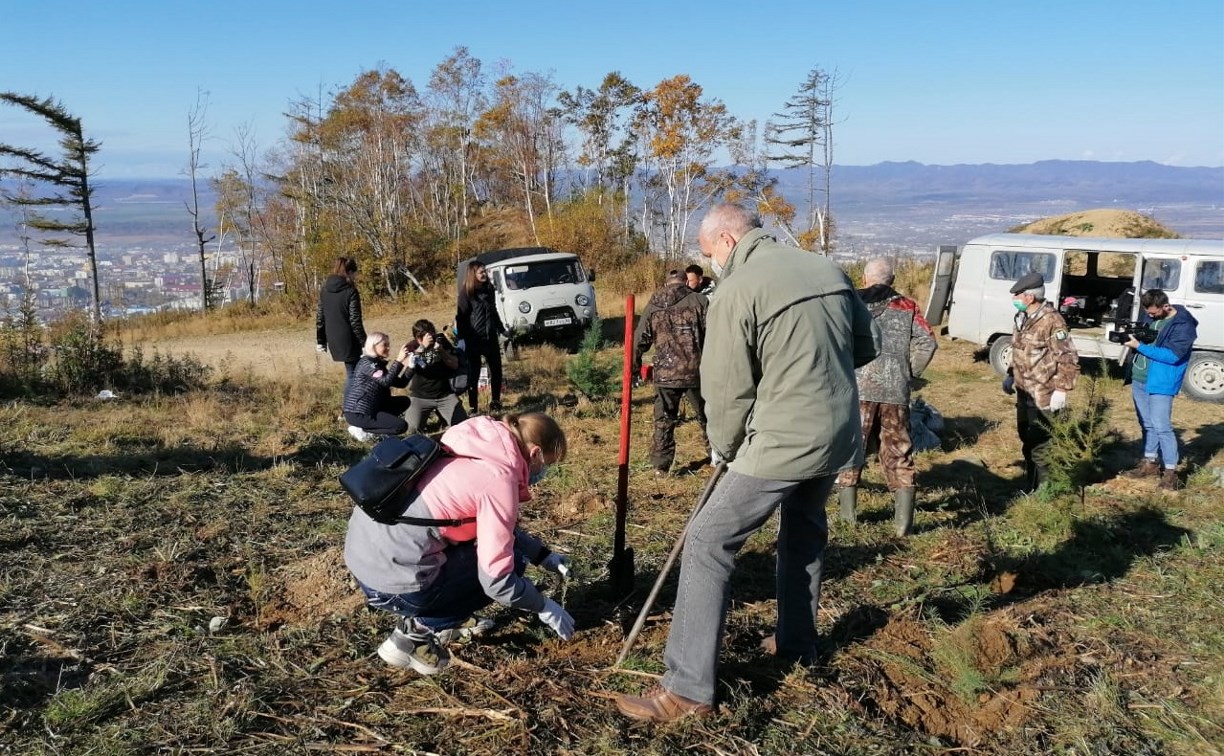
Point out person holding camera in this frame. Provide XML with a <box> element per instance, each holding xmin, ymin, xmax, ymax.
<box><xmin>342</xmin><ymin>332</ymin><xmax>413</xmax><ymax>441</ymax></box>
<box><xmin>403</xmin><ymin>319</ymin><xmax>468</xmax><ymax>435</ymax></box>
<box><xmin>1001</xmin><ymin>271</ymin><xmax>1079</xmax><ymax>491</ymax></box>
<box><xmin>344</xmin><ymin>413</ymin><xmax>574</xmax><ymax>675</ymax></box>
<box><xmin>1120</xmin><ymin>289</ymin><xmax>1199</xmax><ymax>490</ymax></box>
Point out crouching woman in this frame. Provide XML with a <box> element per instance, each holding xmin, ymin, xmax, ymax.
<box><xmin>343</xmin><ymin>412</ymin><xmax>574</xmax><ymax>675</ymax></box>
<box><xmin>342</xmin><ymin>332</ymin><xmax>412</xmax><ymax>439</ymax></box>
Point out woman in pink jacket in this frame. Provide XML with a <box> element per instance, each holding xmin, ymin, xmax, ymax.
<box><xmin>344</xmin><ymin>412</ymin><xmax>574</xmax><ymax>675</ymax></box>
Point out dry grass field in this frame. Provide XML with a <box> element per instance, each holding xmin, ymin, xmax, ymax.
<box><xmin>3</xmin><ymin>295</ymin><xmax>1223</xmax><ymax>754</ymax></box>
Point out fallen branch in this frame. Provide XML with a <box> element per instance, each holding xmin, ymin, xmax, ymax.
<box><xmin>401</xmin><ymin>707</ymin><xmax>516</xmax><ymax>722</ymax></box>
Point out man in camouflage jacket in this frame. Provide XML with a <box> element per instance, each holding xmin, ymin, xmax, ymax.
<box><xmin>633</xmin><ymin>270</ymin><xmax>710</xmax><ymax>475</ymax></box>
<box><xmin>1003</xmin><ymin>271</ymin><xmax>1079</xmax><ymax>490</ymax></box>
<box><xmin>836</xmin><ymin>259</ymin><xmax>938</xmax><ymax>535</ymax></box>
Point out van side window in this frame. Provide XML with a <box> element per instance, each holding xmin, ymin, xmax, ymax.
<box><xmin>1141</xmin><ymin>259</ymin><xmax>1181</xmax><ymax>290</ymax></box>
<box><xmin>1195</xmin><ymin>261</ymin><xmax>1224</xmax><ymax>294</ymax></box>
<box><xmin>989</xmin><ymin>251</ymin><xmax>1056</xmax><ymax>282</ymax></box>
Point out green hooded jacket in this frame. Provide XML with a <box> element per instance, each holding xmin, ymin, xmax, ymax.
<box><xmin>700</xmin><ymin>229</ymin><xmax>881</xmax><ymax>480</ymax></box>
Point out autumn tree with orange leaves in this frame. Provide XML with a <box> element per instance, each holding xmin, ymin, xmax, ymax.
<box><xmin>634</xmin><ymin>75</ymin><xmax>740</xmax><ymax>259</ymax></box>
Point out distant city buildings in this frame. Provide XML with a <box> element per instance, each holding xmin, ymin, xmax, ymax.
<box><xmin>0</xmin><ymin>243</ymin><xmax>245</xmax><ymax>322</ymax></box>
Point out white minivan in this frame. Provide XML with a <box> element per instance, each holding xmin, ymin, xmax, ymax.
<box><xmin>926</xmin><ymin>233</ymin><xmax>1224</xmax><ymax>402</ymax></box>
<box><xmin>457</xmin><ymin>247</ymin><xmax>597</xmax><ymax>356</ymax></box>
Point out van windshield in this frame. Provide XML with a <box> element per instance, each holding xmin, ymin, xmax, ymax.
<box><xmin>503</xmin><ymin>260</ymin><xmax>584</xmax><ymax>290</ymax></box>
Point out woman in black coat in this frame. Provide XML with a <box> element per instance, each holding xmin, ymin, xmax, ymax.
<box><xmin>455</xmin><ymin>261</ymin><xmax>506</xmax><ymax>414</ymax></box>
<box><xmin>316</xmin><ymin>257</ymin><xmax>367</xmax><ymax>380</ymax></box>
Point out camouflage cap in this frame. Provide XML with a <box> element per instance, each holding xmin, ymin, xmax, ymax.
<box><xmin>1009</xmin><ymin>270</ymin><xmax>1045</xmax><ymax>294</ymax></box>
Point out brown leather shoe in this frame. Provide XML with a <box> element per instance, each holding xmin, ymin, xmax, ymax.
<box><xmin>1158</xmin><ymin>468</ymin><xmax>1179</xmax><ymax>491</ymax></box>
<box><xmin>1122</xmin><ymin>459</ymin><xmax>1159</xmax><ymax>479</ymax></box>
<box><xmin>615</xmin><ymin>685</ymin><xmax>712</xmax><ymax>723</ymax></box>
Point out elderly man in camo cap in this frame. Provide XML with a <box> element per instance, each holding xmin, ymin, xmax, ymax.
<box><xmin>1001</xmin><ymin>270</ymin><xmax>1079</xmax><ymax>491</ymax></box>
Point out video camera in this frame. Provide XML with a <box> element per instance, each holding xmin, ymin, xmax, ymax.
<box><xmin>1108</xmin><ymin>320</ymin><xmax>1157</xmax><ymax>345</ymax></box>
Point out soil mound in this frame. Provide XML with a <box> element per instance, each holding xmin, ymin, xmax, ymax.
<box><xmin>1012</xmin><ymin>209</ymin><xmax>1178</xmax><ymax>238</ymax></box>
<box><xmin>259</xmin><ymin>547</ymin><xmax>364</xmax><ymax>628</ymax></box>
<box><xmin>848</xmin><ymin>605</ymin><xmax>1080</xmax><ymax>746</ymax></box>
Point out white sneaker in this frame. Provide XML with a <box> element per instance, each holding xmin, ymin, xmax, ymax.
<box><xmin>347</xmin><ymin>425</ymin><xmax>374</xmax><ymax>442</ymax></box>
<box><xmin>710</xmin><ymin>448</ymin><xmax>724</xmax><ymax>466</ymax></box>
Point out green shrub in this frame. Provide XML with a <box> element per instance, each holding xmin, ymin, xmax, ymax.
<box><xmin>0</xmin><ymin>311</ymin><xmax>212</xmax><ymax>398</ymax></box>
<box><xmin>565</xmin><ymin>317</ymin><xmax>617</xmax><ymax>400</ymax></box>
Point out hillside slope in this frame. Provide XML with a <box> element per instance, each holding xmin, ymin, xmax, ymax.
<box><xmin>1011</xmin><ymin>208</ymin><xmax>1179</xmax><ymax>238</ymax></box>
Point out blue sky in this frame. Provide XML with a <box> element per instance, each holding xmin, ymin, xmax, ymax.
<box><xmin>2</xmin><ymin>0</ymin><xmax>1222</xmax><ymax>179</ymax></box>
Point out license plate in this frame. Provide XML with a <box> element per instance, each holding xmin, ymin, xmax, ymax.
<box><xmin>543</xmin><ymin>317</ymin><xmax>572</xmax><ymax>327</ymax></box>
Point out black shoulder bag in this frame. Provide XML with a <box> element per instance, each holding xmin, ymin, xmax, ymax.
<box><xmin>339</xmin><ymin>435</ymin><xmax>476</xmax><ymax>527</ymax></box>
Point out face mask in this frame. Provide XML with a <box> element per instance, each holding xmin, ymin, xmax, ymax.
<box><xmin>1012</xmin><ymin>299</ymin><xmax>1028</xmax><ymax>311</ymax></box>
<box><xmin>709</xmin><ymin>256</ymin><xmax>724</xmax><ymax>278</ymax></box>
<box><xmin>529</xmin><ymin>465</ymin><xmax>550</xmax><ymax>485</ymax></box>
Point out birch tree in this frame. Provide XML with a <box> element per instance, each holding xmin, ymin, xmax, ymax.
<box><xmin>423</xmin><ymin>47</ymin><xmax>486</xmax><ymax>240</ymax></box>
<box><xmin>633</xmin><ymin>75</ymin><xmax>739</xmax><ymax>258</ymax></box>
<box><xmin>184</xmin><ymin>90</ymin><xmax>218</xmax><ymax>310</ymax></box>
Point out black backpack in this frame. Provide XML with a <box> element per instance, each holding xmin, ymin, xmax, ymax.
<box><xmin>339</xmin><ymin>435</ymin><xmax>475</xmax><ymax>527</ymax></box>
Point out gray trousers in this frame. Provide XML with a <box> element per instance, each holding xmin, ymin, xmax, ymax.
<box><xmin>661</xmin><ymin>469</ymin><xmax>834</xmax><ymax>705</ymax></box>
<box><xmin>404</xmin><ymin>393</ymin><xmax>467</xmax><ymax>435</ymax></box>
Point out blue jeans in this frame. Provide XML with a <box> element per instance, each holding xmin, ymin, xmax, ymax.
<box><xmin>357</xmin><ymin>541</ymin><xmax>527</xmax><ymax>631</ymax></box>
<box><xmin>1132</xmin><ymin>381</ymin><xmax>1178</xmax><ymax>468</ymax></box>
<box><xmin>661</xmin><ymin>470</ymin><xmax>835</xmax><ymax>705</ymax></box>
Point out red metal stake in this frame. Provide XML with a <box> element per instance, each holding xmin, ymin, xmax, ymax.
<box><xmin>609</xmin><ymin>294</ymin><xmax>636</xmax><ymax>594</ymax></box>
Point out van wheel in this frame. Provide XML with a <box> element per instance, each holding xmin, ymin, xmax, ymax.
<box><xmin>988</xmin><ymin>336</ymin><xmax>1013</xmax><ymax>377</ymax></box>
<box><xmin>1182</xmin><ymin>351</ymin><xmax>1224</xmax><ymax>403</ymax></box>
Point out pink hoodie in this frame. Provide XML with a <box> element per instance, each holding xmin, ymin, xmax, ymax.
<box><xmin>342</xmin><ymin>415</ymin><xmax>550</xmax><ymax>611</ymax></box>
<box><xmin>419</xmin><ymin>416</ymin><xmax>532</xmax><ymax>580</ymax></box>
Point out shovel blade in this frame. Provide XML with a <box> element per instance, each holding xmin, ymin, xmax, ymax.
<box><xmin>608</xmin><ymin>546</ymin><xmax>635</xmax><ymax>596</ymax></box>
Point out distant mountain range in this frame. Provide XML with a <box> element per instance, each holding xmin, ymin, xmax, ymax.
<box><xmin>2</xmin><ymin>161</ymin><xmax>1221</xmax><ymax>249</ymax></box>
<box><xmin>815</xmin><ymin>160</ymin><xmax>1223</xmax><ymax>207</ymax></box>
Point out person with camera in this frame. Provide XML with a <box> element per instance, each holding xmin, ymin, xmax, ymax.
<box><xmin>1001</xmin><ymin>271</ymin><xmax>1079</xmax><ymax>491</ymax></box>
<box><xmin>1120</xmin><ymin>289</ymin><xmax>1199</xmax><ymax>490</ymax></box>
<box><xmin>343</xmin><ymin>412</ymin><xmax>574</xmax><ymax>675</ymax></box>
<box><xmin>342</xmin><ymin>332</ymin><xmax>413</xmax><ymax>441</ymax></box>
<box><xmin>403</xmin><ymin>319</ymin><xmax>468</xmax><ymax>435</ymax></box>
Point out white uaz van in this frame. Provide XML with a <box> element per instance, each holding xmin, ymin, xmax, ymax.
<box><xmin>457</xmin><ymin>247</ymin><xmax>597</xmax><ymax>356</ymax></box>
<box><xmin>927</xmin><ymin>233</ymin><xmax>1224</xmax><ymax>403</ymax></box>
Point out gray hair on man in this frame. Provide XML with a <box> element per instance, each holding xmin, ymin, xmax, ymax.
<box><xmin>699</xmin><ymin>203</ymin><xmax>762</xmax><ymax>240</ymax></box>
<box><xmin>864</xmin><ymin>258</ymin><xmax>896</xmax><ymax>286</ymax></box>
<box><xmin>1024</xmin><ymin>286</ymin><xmax>1046</xmax><ymax>300</ymax></box>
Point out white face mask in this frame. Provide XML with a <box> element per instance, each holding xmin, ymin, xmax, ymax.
<box><xmin>709</xmin><ymin>256</ymin><xmax>724</xmax><ymax>278</ymax></box>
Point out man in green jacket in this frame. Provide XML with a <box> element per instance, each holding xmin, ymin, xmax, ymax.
<box><xmin>616</xmin><ymin>203</ymin><xmax>880</xmax><ymax>723</ymax></box>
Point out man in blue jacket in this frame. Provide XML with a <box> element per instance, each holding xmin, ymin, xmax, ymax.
<box><xmin>1121</xmin><ymin>289</ymin><xmax>1199</xmax><ymax>491</ymax></box>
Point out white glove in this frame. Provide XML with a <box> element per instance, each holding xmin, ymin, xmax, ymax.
<box><xmin>316</xmin><ymin>344</ymin><xmax>327</xmax><ymax>353</ymax></box>
<box><xmin>537</xmin><ymin>598</ymin><xmax>574</xmax><ymax>640</ymax></box>
<box><xmin>1048</xmin><ymin>390</ymin><xmax>1068</xmax><ymax>411</ymax></box>
<box><xmin>540</xmin><ymin>552</ymin><xmax>570</xmax><ymax>577</ymax></box>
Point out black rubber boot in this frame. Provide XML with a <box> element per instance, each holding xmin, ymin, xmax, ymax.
<box><xmin>838</xmin><ymin>486</ymin><xmax>858</xmax><ymax>525</ymax></box>
<box><xmin>893</xmin><ymin>487</ymin><xmax>916</xmax><ymax>537</ymax></box>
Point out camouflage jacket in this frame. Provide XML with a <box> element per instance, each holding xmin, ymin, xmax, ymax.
<box><xmin>1010</xmin><ymin>301</ymin><xmax>1079</xmax><ymax>408</ymax></box>
<box><xmin>633</xmin><ymin>282</ymin><xmax>708</xmax><ymax>387</ymax></box>
<box><xmin>855</xmin><ymin>285</ymin><xmax>938</xmax><ymax>405</ymax></box>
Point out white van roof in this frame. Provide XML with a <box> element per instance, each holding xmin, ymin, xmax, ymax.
<box><xmin>485</xmin><ymin>252</ymin><xmax>579</xmax><ymax>267</ymax></box>
<box><xmin>964</xmin><ymin>233</ymin><xmax>1224</xmax><ymax>256</ymax></box>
